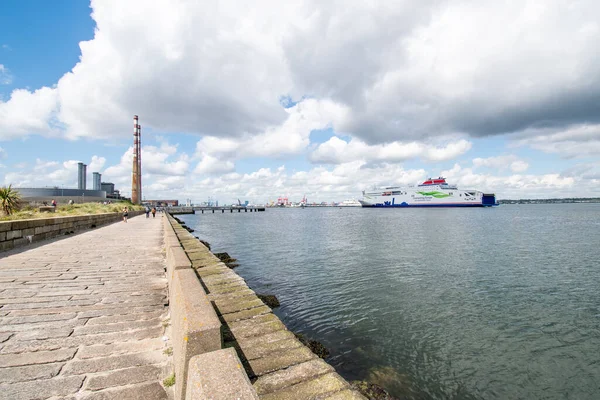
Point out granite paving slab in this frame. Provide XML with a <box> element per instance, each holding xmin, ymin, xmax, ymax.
<box><xmin>0</xmin><ymin>214</ymin><xmax>169</xmax><ymax>399</ymax></box>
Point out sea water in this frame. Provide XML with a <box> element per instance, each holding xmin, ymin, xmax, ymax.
<box><xmin>181</xmin><ymin>204</ymin><xmax>600</xmax><ymax>399</ymax></box>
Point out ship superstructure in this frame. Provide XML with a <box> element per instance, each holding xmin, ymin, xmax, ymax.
<box><xmin>360</xmin><ymin>178</ymin><xmax>497</xmax><ymax>207</ymax></box>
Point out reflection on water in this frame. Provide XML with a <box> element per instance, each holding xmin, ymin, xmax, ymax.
<box><xmin>181</xmin><ymin>204</ymin><xmax>600</xmax><ymax>400</ymax></box>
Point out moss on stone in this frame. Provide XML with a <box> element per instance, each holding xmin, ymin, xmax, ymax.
<box><xmin>163</xmin><ymin>373</ymin><xmax>176</xmax><ymax>387</ymax></box>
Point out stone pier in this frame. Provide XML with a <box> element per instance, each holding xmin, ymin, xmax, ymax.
<box><xmin>166</xmin><ymin>215</ymin><xmax>366</xmax><ymax>399</ymax></box>
<box><xmin>0</xmin><ymin>214</ymin><xmax>170</xmax><ymax>400</ymax></box>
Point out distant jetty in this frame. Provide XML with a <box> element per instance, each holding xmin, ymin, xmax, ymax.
<box><xmin>498</xmin><ymin>198</ymin><xmax>600</xmax><ymax>204</ymax></box>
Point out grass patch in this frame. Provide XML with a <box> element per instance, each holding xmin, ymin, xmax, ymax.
<box><xmin>163</xmin><ymin>373</ymin><xmax>176</xmax><ymax>387</ymax></box>
<box><xmin>0</xmin><ymin>202</ymin><xmax>144</xmax><ymax>221</ymax></box>
<box><xmin>163</xmin><ymin>347</ymin><xmax>173</xmax><ymax>356</ymax></box>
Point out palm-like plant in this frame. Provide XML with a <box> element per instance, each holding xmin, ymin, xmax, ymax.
<box><xmin>0</xmin><ymin>184</ymin><xmax>21</xmax><ymax>216</ymax></box>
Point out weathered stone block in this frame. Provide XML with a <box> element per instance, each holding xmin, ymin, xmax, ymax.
<box><xmin>6</xmin><ymin>230</ymin><xmax>22</xmax><ymax>240</ymax></box>
<box><xmin>11</xmin><ymin>220</ymin><xmax>30</xmax><ymax>230</ymax></box>
<box><xmin>60</xmin><ymin>350</ymin><xmax>164</xmax><ymax>375</ymax></box>
<box><xmin>247</xmin><ymin>346</ymin><xmax>316</xmax><ymax>377</ymax></box>
<box><xmin>253</xmin><ymin>359</ymin><xmax>335</xmax><ymax>395</ymax></box>
<box><xmin>13</xmin><ymin>237</ymin><xmax>30</xmax><ymax>247</ymax></box>
<box><xmin>208</xmin><ymin>288</ymin><xmax>256</xmax><ymax>301</ymax></box>
<box><xmin>0</xmin><ymin>362</ymin><xmax>64</xmax><ymax>384</ymax></box>
<box><xmin>0</xmin><ymin>240</ymin><xmax>15</xmax><ymax>250</ymax></box>
<box><xmin>21</xmin><ymin>227</ymin><xmax>35</xmax><ymax>237</ymax></box>
<box><xmin>77</xmin><ymin>338</ymin><xmax>164</xmax><ymax>359</ymax></box>
<box><xmin>80</xmin><ymin>381</ymin><xmax>167</xmax><ymax>400</ymax></box>
<box><xmin>186</xmin><ymin>348</ymin><xmax>259</xmax><ymax>400</ymax></box>
<box><xmin>221</xmin><ymin>305</ymin><xmax>272</xmax><ymax>323</ymax></box>
<box><xmin>171</xmin><ymin>268</ymin><xmax>222</xmax><ymax>400</ymax></box>
<box><xmin>166</xmin><ymin>246</ymin><xmax>191</xmax><ymax>284</ymax></box>
<box><xmin>212</xmin><ymin>295</ymin><xmax>263</xmax><ymax>315</ymax></box>
<box><xmin>84</xmin><ymin>365</ymin><xmax>162</xmax><ymax>391</ymax></box>
<box><xmin>0</xmin><ymin>348</ymin><xmax>76</xmax><ymax>368</ymax></box>
<box><xmin>237</xmin><ymin>337</ymin><xmax>305</xmax><ymax>361</ymax></box>
<box><xmin>259</xmin><ymin>373</ymin><xmax>349</xmax><ymax>400</ymax></box>
<box><xmin>321</xmin><ymin>389</ymin><xmax>368</xmax><ymax>400</ymax></box>
<box><xmin>0</xmin><ymin>376</ymin><xmax>84</xmax><ymax>399</ymax></box>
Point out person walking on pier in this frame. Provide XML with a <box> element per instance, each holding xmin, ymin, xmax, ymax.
<box><xmin>151</xmin><ymin>207</ymin><xmax>156</xmax><ymax>218</ymax></box>
<box><xmin>145</xmin><ymin>206</ymin><xmax>150</xmax><ymax>218</ymax></box>
<box><xmin>122</xmin><ymin>207</ymin><xmax>129</xmax><ymax>223</ymax></box>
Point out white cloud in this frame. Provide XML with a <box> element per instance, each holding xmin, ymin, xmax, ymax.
<box><xmin>0</xmin><ymin>64</ymin><xmax>11</xmax><ymax>85</ymax></box>
<box><xmin>513</xmin><ymin>124</ymin><xmax>600</xmax><ymax>158</ymax></box>
<box><xmin>441</xmin><ymin>163</ymin><xmax>582</xmax><ymax>199</ymax></box>
<box><xmin>473</xmin><ymin>155</ymin><xmax>529</xmax><ymax>173</ymax></box>
<box><xmin>510</xmin><ymin>160</ymin><xmax>529</xmax><ymax>173</ymax></box>
<box><xmin>193</xmin><ymin>155</ymin><xmax>235</xmax><ymax>175</ymax></box>
<box><xmin>88</xmin><ymin>155</ymin><xmax>106</xmax><ymax>172</ymax></box>
<box><xmin>309</xmin><ymin>137</ymin><xmax>472</xmax><ymax>164</ymax></box>
<box><xmin>1</xmin><ymin>0</ymin><xmax>599</xmax><ymax>145</ymax></box>
<box><xmin>0</xmin><ymin>147</ymin><xmax>6</xmax><ymax>159</ymax></box>
<box><xmin>0</xmin><ymin>87</ymin><xmax>59</xmax><ymax>139</ymax></box>
<box><xmin>195</xmin><ymin>99</ymin><xmax>349</xmax><ymax>161</ymax></box>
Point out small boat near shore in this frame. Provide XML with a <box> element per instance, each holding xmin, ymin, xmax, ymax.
<box><xmin>338</xmin><ymin>199</ymin><xmax>362</xmax><ymax>207</ymax></box>
<box><xmin>360</xmin><ymin>177</ymin><xmax>498</xmax><ymax>208</ymax></box>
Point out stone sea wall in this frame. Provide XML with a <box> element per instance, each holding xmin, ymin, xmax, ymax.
<box><xmin>164</xmin><ymin>213</ymin><xmax>366</xmax><ymax>399</ymax></box>
<box><xmin>0</xmin><ymin>211</ymin><xmax>144</xmax><ymax>252</ymax></box>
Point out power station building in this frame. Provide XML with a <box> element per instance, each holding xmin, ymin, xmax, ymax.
<box><xmin>15</xmin><ymin>116</ymin><xmax>139</xmax><ymax>205</ymax></box>
<box><xmin>15</xmin><ymin>163</ymin><xmax>114</xmax><ymax>204</ymax></box>
<box><xmin>14</xmin><ymin>187</ymin><xmax>107</xmax><ymax>204</ymax></box>
<box><xmin>93</xmin><ymin>172</ymin><xmax>102</xmax><ymax>191</ymax></box>
<box><xmin>77</xmin><ymin>163</ymin><xmax>87</xmax><ymax>190</ymax></box>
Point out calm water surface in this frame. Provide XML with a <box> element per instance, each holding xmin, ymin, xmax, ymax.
<box><xmin>181</xmin><ymin>204</ymin><xmax>600</xmax><ymax>399</ymax></box>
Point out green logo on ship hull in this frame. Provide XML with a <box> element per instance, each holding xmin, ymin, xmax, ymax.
<box><xmin>416</xmin><ymin>191</ymin><xmax>451</xmax><ymax>198</ymax></box>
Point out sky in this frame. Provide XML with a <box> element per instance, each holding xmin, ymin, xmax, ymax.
<box><xmin>1</xmin><ymin>0</ymin><xmax>600</xmax><ymax>204</ymax></box>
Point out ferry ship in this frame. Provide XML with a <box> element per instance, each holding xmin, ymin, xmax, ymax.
<box><xmin>360</xmin><ymin>177</ymin><xmax>498</xmax><ymax>208</ymax></box>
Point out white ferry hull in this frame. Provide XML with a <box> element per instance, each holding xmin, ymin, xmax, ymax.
<box><xmin>361</xmin><ymin>181</ymin><xmax>497</xmax><ymax>208</ymax></box>
<box><xmin>359</xmin><ymin>199</ymin><xmax>492</xmax><ymax>207</ymax></box>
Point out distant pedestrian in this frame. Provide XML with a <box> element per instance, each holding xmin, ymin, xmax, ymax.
<box><xmin>51</xmin><ymin>199</ymin><xmax>57</xmax><ymax>207</ymax></box>
<box><xmin>145</xmin><ymin>206</ymin><xmax>150</xmax><ymax>218</ymax></box>
<box><xmin>151</xmin><ymin>207</ymin><xmax>156</xmax><ymax>218</ymax></box>
<box><xmin>122</xmin><ymin>207</ymin><xmax>129</xmax><ymax>223</ymax></box>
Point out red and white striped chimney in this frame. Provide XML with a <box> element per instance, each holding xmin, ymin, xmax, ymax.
<box><xmin>131</xmin><ymin>115</ymin><xmax>140</xmax><ymax>204</ymax></box>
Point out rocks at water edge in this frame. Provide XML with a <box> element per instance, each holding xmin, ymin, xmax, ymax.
<box><xmin>214</xmin><ymin>252</ymin><xmax>239</xmax><ymax>268</ymax></box>
<box><xmin>194</xmin><ymin>237</ymin><xmax>211</xmax><ymax>250</ymax></box>
<box><xmin>350</xmin><ymin>381</ymin><xmax>397</xmax><ymax>400</ymax></box>
<box><xmin>181</xmin><ymin>225</ymin><xmax>195</xmax><ymax>233</ymax></box>
<box><xmin>257</xmin><ymin>293</ymin><xmax>280</xmax><ymax>308</ymax></box>
<box><xmin>294</xmin><ymin>333</ymin><xmax>330</xmax><ymax>359</ymax></box>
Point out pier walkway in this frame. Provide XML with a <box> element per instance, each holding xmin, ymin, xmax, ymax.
<box><xmin>0</xmin><ymin>215</ymin><xmax>169</xmax><ymax>400</ymax></box>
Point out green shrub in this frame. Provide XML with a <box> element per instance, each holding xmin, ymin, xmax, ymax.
<box><xmin>0</xmin><ymin>185</ymin><xmax>21</xmax><ymax>216</ymax></box>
